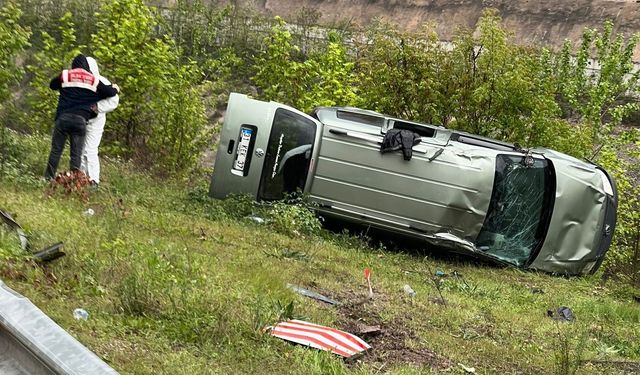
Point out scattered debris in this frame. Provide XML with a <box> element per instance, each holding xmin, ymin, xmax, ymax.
<box><xmin>83</xmin><ymin>208</ymin><xmax>95</xmax><ymax>217</ymax></box>
<box><xmin>458</xmin><ymin>363</ymin><xmax>476</xmax><ymax>373</ymax></box>
<box><xmin>1</xmin><ymin>207</ymin><xmax>65</xmax><ymax>263</ymax></box>
<box><xmin>530</xmin><ymin>287</ymin><xmax>545</xmax><ymax>294</ymax></box>
<box><xmin>547</xmin><ymin>306</ymin><xmax>575</xmax><ymax>321</ymax></box>
<box><xmin>335</xmin><ymin>288</ymin><xmax>453</xmax><ymax>370</ymax></box>
<box><xmin>354</xmin><ymin>324</ymin><xmax>381</xmax><ymax>337</ymax></box>
<box><xmin>72</xmin><ymin>308</ymin><xmax>89</xmax><ymax>321</ymax></box>
<box><xmin>287</xmin><ymin>284</ymin><xmax>340</xmax><ymax>305</ymax></box>
<box><xmin>246</xmin><ymin>215</ymin><xmax>265</xmax><ymax>224</ymax></box>
<box><xmin>1</xmin><ymin>208</ymin><xmax>28</xmax><ymax>250</ymax></box>
<box><xmin>403</xmin><ymin>284</ymin><xmax>416</xmax><ymax>297</ymax></box>
<box><xmin>364</xmin><ymin>268</ymin><xmax>373</xmax><ymax>299</ymax></box>
<box><xmin>32</xmin><ymin>242</ymin><xmax>65</xmax><ymax>263</ymax></box>
<box><xmin>435</xmin><ymin>270</ymin><xmax>447</xmax><ymax>277</ymax></box>
<box><xmin>269</xmin><ymin>319</ymin><xmax>371</xmax><ymax>358</ymax></box>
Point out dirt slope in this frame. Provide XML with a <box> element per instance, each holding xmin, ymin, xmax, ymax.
<box><xmin>234</xmin><ymin>0</ymin><xmax>640</xmax><ymax>60</ymax></box>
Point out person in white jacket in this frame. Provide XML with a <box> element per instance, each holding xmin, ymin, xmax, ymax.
<box><xmin>81</xmin><ymin>57</ymin><xmax>119</xmax><ymax>185</ymax></box>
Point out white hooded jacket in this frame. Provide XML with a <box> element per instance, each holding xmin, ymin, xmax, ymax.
<box><xmin>87</xmin><ymin>57</ymin><xmax>119</xmax><ymax>114</ymax></box>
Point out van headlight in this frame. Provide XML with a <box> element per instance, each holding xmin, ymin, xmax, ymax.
<box><xmin>596</xmin><ymin>169</ymin><xmax>614</xmax><ymax>196</ymax></box>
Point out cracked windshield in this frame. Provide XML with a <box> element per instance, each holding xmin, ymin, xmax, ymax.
<box><xmin>476</xmin><ymin>155</ymin><xmax>553</xmax><ymax>265</ymax></box>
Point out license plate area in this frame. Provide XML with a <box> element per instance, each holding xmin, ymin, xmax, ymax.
<box><xmin>232</xmin><ymin>125</ymin><xmax>257</xmax><ymax>176</ymax></box>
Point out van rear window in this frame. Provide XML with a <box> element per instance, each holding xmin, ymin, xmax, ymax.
<box><xmin>258</xmin><ymin>109</ymin><xmax>317</xmax><ymax>200</ymax></box>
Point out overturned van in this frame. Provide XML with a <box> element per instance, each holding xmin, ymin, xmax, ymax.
<box><xmin>209</xmin><ymin>93</ymin><xmax>617</xmax><ymax>276</ymax></box>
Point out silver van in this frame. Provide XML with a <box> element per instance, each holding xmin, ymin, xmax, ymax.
<box><xmin>209</xmin><ymin>93</ymin><xmax>617</xmax><ymax>275</ymax></box>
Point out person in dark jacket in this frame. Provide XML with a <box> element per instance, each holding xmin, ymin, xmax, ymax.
<box><xmin>44</xmin><ymin>54</ymin><xmax>119</xmax><ymax>180</ymax></box>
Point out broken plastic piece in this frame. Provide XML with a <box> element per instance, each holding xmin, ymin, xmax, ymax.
<box><xmin>403</xmin><ymin>284</ymin><xmax>416</xmax><ymax>297</ymax></box>
<box><xmin>73</xmin><ymin>308</ymin><xmax>89</xmax><ymax>321</ymax></box>
<box><xmin>270</xmin><ymin>319</ymin><xmax>371</xmax><ymax>358</ymax></box>
<box><xmin>435</xmin><ymin>271</ymin><xmax>446</xmax><ymax>277</ymax></box>
<box><xmin>33</xmin><ymin>242</ymin><xmax>65</xmax><ymax>263</ymax></box>
<box><xmin>287</xmin><ymin>284</ymin><xmax>340</xmax><ymax>305</ymax></box>
<box><xmin>547</xmin><ymin>306</ymin><xmax>575</xmax><ymax>321</ymax></box>
<box><xmin>1</xmin><ymin>208</ymin><xmax>28</xmax><ymax>250</ymax></box>
<box><xmin>458</xmin><ymin>363</ymin><xmax>476</xmax><ymax>373</ymax></box>
<box><xmin>246</xmin><ymin>216</ymin><xmax>265</xmax><ymax>224</ymax></box>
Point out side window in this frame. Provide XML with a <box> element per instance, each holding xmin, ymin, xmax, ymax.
<box><xmin>258</xmin><ymin>109</ymin><xmax>317</xmax><ymax>201</ymax></box>
<box><xmin>389</xmin><ymin>120</ymin><xmax>436</xmax><ymax>138</ymax></box>
<box><xmin>336</xmin><ymin>110</ymin><xmax>385</xmax><ymax>127</ymax></box>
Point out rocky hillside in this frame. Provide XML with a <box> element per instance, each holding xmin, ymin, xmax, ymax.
<box><xmin>229</xmin><ymin>0</ymin><xmax>640</xmax><ymax>60</ymax></box>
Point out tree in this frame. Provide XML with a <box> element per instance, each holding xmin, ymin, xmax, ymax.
<box><xmin>446</xmin><ymin>10</ymin><xmax>561</xmax><ymax>147</ymax></box>
<box><xmin>0</xmin><ymin>1</ymin><xmax>30</xmax><ymax>105</ymax></box>
<box><xmin>554</xmin><ymin>20</ymin><xmax>640</xmax><ymax>146</ymax></box>
<box><xmin>26</xmin><ymin>11</ymin><xmax>83</xmax><ymax>133</ymax></box>
<box><xmin>355</xmin><ymin>20</ymin><xmax>448</xmax><ymax>124</ymax></box>
<box><xmin>0</xmin><ymin>1</ymin><xmax>30</xmax><ymax>174</ymax></box>
<box><xmin>252</xmin><ymin>17</ymin><xmax>356</xmax><ymax>113</ymax></box>
<box><xmin>551</xmin><ymin>21</ymin><xmax>640</xmax><ymax>281</ymax></box>
<box><xmin>91</xmin><ymin>0</ymin><xmax>209</xmax><ymax>174</ymax></box>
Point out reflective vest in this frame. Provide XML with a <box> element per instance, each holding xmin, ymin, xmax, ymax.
<box><xmin>60</xmin><ymin>68</ymin><xmax>99</xmax><ymax>92</ymax></box>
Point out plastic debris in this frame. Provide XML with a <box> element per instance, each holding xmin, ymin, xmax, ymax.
<box><xmin>1</xmin><ymin>208</ymin><xmax>65</xmax><ymax>262</ymax></box>
<box><xmin>83</xmin><ymin>208</ymin><xmax>95</xmax><ymax>217</ymax></box>
<box><xmin>33</xmin><ymin>242</ymin><xmax>65</xmax><ymax>263</ymax></box>
<box><xmin>247</xmin><ymin>216</ymin><xmax>265</xmax><ymax>224</ymax></box>
<box><xmin>1</xmin><ymin>208</ymin><xmax>28</xmax><ymax>250</ymax></box>
<box><xmin>529</xmin><ymin>287</ymin><xmax>545</xmax><ymax>294</ymax></box>
<box><xmin>547</xmin><ymin>306</ymin><xmax>575</xmax><ymax>321</ymax></box>
<box><xmin>270</xmin><ymin>319</ymin><xmax>371</xmax><ymax>358</ymax></box>
<box><xmin>458</xmin><ymin>363</ymin><xmax>476</xmax><ymax>373</ymax></box>
<box><xmin>287</xmin><ymin>284</ymin><xmax>340</xmax><ymax>305</ymax></box>
<box><xmin>72</xmin><ymin>308</ymin><xmax>89</xmax><ymax>321</ymax></box>
<box><xmin>435</xmin><ymin>270</ymin><xmax>447</xmax><ymax>277</ymax></box>
<box><xmin>403</xmin><ymin>284</ymin><xmax>416</xmax><ymax>297</ymax></box>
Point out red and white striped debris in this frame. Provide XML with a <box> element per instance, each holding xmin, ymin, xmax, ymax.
<box><xmin>270</xmin><ymin>319</ymin><xmax>371</xmax><ymax>358</ymax></box>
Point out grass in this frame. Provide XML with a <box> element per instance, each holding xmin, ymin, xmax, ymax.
<box><xmin>1</xmin><ymin>131</ymin><xmax>639</xmax><ymax>374</ymax></box>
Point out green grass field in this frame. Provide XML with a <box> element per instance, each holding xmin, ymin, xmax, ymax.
<box><xmin>1</xmin><ymin>132</ymin><xmax>639</xmax><ymax>374</ymax></box>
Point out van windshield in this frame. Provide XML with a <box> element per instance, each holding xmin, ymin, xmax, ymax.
<box><xmin>475</xmin><ymin>155</ymin><xmax>554</xmax><ymax>266</ymax></box>
<box><xmin>258</xmin><ymin>109</ymin><xmax>317</xmax><ymax>201</ymax></box>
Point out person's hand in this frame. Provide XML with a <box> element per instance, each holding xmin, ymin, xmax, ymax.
<box><xmin>112</xmin><ymin>83</ymin><xmax>120</xmax><ymax>93</ymax></box>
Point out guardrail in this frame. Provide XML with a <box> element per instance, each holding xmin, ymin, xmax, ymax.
<box><xmin>0</xmin><ymin>280</ymin><xmax>118</xmax><ymax>375</ymax></box>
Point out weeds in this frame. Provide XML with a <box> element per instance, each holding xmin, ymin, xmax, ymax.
<box><xmin>117</xmin><ymin>268</ymin><xmax>159</xmax><ymax>317</ymax></box>
<box><xmin>263</xmin><ymin>247</ymin><xmax>311</xmax><ymax>261</ymax></box>
<box><xmin>2</xmin><ymin>134</ymin><xmax>640</xmax><ymax>374</ymax></box>
<box><xmin>553</xmin><ymin>323</ymin><xmax>588</xmax><ymax>375</ymax></box>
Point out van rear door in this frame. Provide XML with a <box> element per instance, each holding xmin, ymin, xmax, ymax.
<box><xmin>209</xmin><ymin>93</ymin><xmax>321</xmax><ymax>200</ymax></box>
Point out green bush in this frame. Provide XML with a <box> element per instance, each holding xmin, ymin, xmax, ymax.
<box><xmin>92</xmin><ymin>0</ymin><xmax>210</xmax><ymax>175</ymax></box>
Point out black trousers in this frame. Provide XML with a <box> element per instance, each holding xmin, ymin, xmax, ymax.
<box><xmin>44</xmin><ymin>113</ymin><xmax>87</xmax><ymax>180</ymax></box>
